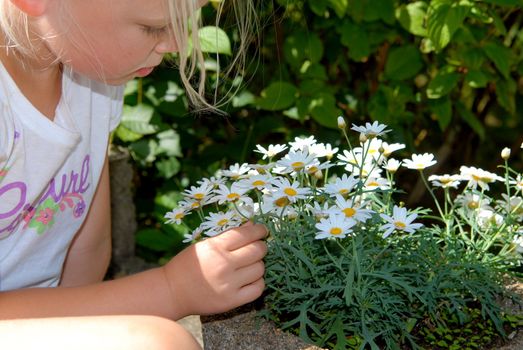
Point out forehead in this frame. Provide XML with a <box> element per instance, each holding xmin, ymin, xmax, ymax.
<box><xmin>111</xmin><ymin>0</ymin><xmax>172</xmax><ymax>23</ymax></box>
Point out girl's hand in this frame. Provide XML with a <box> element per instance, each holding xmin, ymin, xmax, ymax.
<box><xmin>162</xmin><ymin>222</ymin><xmax>268</xmax><ymax>317</ymax></box>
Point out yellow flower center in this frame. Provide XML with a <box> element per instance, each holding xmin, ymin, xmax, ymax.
<box><xmin>217</xmin><ymin>219</ymin><xmax>229</xmax><ymax>226</ymax></box>
<box><xmin>367</xmin><ymin>181</ymin><xmax>379</xmax><ymax>187</ymax></box>
<box><xmin>175</xmin><ymin>213</ymin><xmax>185</xmax><ymax>220</ymax></box>
<box><xmin>339</xmin><ymin>189</ymin><xmax>349</xmax><ymax>195</ymax></box>
<box><xmin>291</xmin><ymin>161</ymin><xmax>305</xmax><ymax>170</ymax></box>
<box><xmin>191</xmin><ymin>202</ymin><xmax>201</xmax><ymax>209</ymax></box>
<box><xmin>330</xmin><ymin>227</ymin><xmax>342</xmax><ymax>235</ymax></box>
<box><xmin>194</xmin><ymin>193</ymin><xmax>205</xmax><ymax>200</ymax></box>
<box><xmin>252</xmin><ymin>180</ymin><xmax>265</xmax><ymax>187</ymax></box>
<box><xmin>227</xmin><ymin>193</ymin><xmax>240</xmax><ymax>201</ymax></box>
<box><xmin>284</xmin><ymin>188</ymin><xmax>297</xmax><ymax>196</ymax></box>
<box><xmin>274</xmin><ymin>197</ymin><xmax>290</xmax><ymax>208</ymax></box>
<box><xmin>343</xmin><ymin>208</ymin><xmax>356</xmax><ymax>217</ymax></box>
<box><xmin>307</xmin><ymin>166</ymin><xmax>318</xmax><ymax>174</ymax></box>
<box><xmin>394</xmin><ymin>221</ymin><xmax>406</xmax><ymax>229</ymax></box>
<box><xmin>468</xmin><ymin>201</ymin><xmax>479</xmax><ymax>209</ymax></box>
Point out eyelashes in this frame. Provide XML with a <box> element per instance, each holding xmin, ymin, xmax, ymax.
<box><xmin>140</xmin><ymin>25</ymin><xmax>169</xmax><ymax>38</ymax></box>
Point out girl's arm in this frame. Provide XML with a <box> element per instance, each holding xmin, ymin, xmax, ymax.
<box><xmin>0</xmin><ymin>222</ymin><xmax>267</xmax><ymax>320</ymax></box>
<box><xmin>60</xmin><ymin>156</ymin><xmax>112</xmax><ymax>287</ymax></box>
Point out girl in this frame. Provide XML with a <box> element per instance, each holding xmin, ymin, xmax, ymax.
<box><xmin>0</xmin><ymin>0</ymin><xmax>267</xmax><ymax>349</ymax></box>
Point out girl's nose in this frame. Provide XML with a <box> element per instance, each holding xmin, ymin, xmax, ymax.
<box><xmin>155</xmin><ymin>35</ymin><xmax>178</xmax><ymax>54</ymax></box>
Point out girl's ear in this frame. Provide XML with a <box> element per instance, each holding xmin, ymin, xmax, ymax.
<box><xmin>9</xmin><ymin>0</ymin><xmax>48</xmax><ymax>17</ymax></box>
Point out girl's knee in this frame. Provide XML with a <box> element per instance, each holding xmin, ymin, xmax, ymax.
<box><xmin>0</xmin><ymin>315</ymin><xmax>202</xmax><ymax>350</ymax></box>
<box><xmin>130</xmin><ymin>315</ymin><xmax>202</xmax><ymax>350</ymax></box>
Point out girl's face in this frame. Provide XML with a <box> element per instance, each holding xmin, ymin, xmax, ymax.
<box><xmin>36</xmin><ymin>0</ymin><xmax>179</xmax><ymax>85</ymax></box>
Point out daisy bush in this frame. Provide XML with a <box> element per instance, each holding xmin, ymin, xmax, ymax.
<box><xmin>165</xmin><ymin>118</ymin><xmax>523</xmax><ymax>349</ymax></box>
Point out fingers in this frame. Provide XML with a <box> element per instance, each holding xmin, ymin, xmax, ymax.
<box><xmin>234</xmin><ymin>260</ymin><xmax>265</xmax><ymax>286</ymax></box>
<box><xmin>237</xmin><ymin>277</ymin><xmax>265</xmax><ymax>306</ymax></box>
<box><xmin>219</xmin><ymin>222</ymin><xmax>268</xmax><ymax>251</ymax></box>
<box><xmin>229</xmin><ymin>240</ymin><xmax>267</xmax><ymax>267</ymax></box>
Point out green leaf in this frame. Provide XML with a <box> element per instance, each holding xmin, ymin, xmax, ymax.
<box><xmin>456</xmin><ymin>102</ymin><xmax>485</xmax><ymax>139</ymax></box>
<box><xmin>308</xmin><ymin>93</ymin><xmax>341</xmax><ymax>129</ymax></box>
<box><xmin>136</xmin><ymin>228</ymin><xmax>178</xmax><ymax>252</ymax></box>
<box><xmin>395</xmin><ymin>1</ymin><xmax>429</xmax><ymax>37</ymax></box>
<box><xmin>114</xmin><ymin>124</ymin><xmax>145</xmax><ymax>142</ymax></box>
<box><xmin>283</xmin><ymin>32</ymin><xmax>324</xmax><ymax>69</ymax></box>
<box><xmin>496</xmin><ymin>77</ymin><xmax>516</xmax><ymax>114</ymax></box>
<box><xmin>459</xmin><ymin>48</ymin><xmax>486</xmax><ymax>70</ymax></box>
<box><xmin>465</xmin><ymin>70</ymin><xmax>489</xmax><ymax>88</ymax></box>
<box><xmin>339</xmin><ymin>20</ymin><xmax>371</xmax><ymax>61</ymax></box>
<box><xmin>327</xmin><ymin>0</ymin><xmax>349</xmax><ymax>18</ymax></box>
<box><xmin>256</xmin><ymin>81</ymin><xmax>298</xmax><ymax>111</ymax></box>
<box><xmin>427</xmin><ymin>0</ymin><xmax>472</xmax><ymax>51</ymax></box>
<box><xmin>429</xmin><ymin>96</ymin><xmax>452</xmax><ymax>130</ymax></box>
<box><xmin>156</xmin><ymin>157</ymin><xmax>181</xmax><ymax>179</ymax></box>
<box><xmin>157</xmin><ymin>130</ymin><xmax>182</xmax><ymax>157</ymax></box>
<box><xmin>198</xmin><ymin>26</ymin><xmax>231</xmax><ymax>55</ymax></box>
<box><xmin>232</xmin><ymin>90</ymin><xmax>255</xmax><ymax>108</ymax></box>
<box><xmin>426</xmin><ymin>70</ymin><xmax>461</xmax><ymax>99</ymax></box>
<box><xmin>121</xmin><ymin>104</ymin><xmax>158</xmax><ymax>135</ymax></box>
<box><xmin>480</xmin><ymin>0</ymin><xmax>523</xmax><ymax>5</ymax></box>
<box><xmin>482</xmin><ymin>42</ymin><xmax>512</xmax><ymax>79</ymax></box>
<box><xmin>385</xmin><ymin>45</ymin><xmax>424</xmax><ymax>80</ymax></box>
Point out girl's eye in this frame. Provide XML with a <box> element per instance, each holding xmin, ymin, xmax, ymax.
<box><xmin>141</xmin><ymin>25</ymin><xmax>168</xmax><ymax>38</ymax></box>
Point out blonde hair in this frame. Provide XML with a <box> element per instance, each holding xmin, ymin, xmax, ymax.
<box><xmin>169</xmin><ymin>0</ymin><xmax>257</xmax><ymax>111</ymax></box>
<box><xmin>0</xmin><ymin>0</ymin><xmax>257</xmax><ymax>110</ymax></box>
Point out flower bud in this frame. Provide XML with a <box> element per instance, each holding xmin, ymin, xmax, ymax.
<box><xmin>359</xmin><ymin>133</ymin><xmax>368</xmax><ymax>143</ymax></box>
<box><xmin>314</xmin><ymin>170</ymin><xmax>323</xmax><ymax>180</ymax></box>
<box><xmin>337</xmin><ymin>116</ymin><xmax>346</xmax><ymax>129</ymax></box>
<box><xmin>501</xmin><ymin>147</ymin><xmax>511</xmax><ymax>160</ymax></box>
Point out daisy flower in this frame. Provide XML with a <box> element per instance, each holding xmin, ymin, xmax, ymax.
<box><xmin>254</xmin><ymin>144</ymin><xmax>287</xmax><ymax>160</ymax></box>
<box><xmin>309</xmin><ymin>143</ymin><xmax>339</xmax><ymax>159</ymax></box>
<box><xmin>428</xmin><ymin>174</ymin><xmax>463</xmax><ymax>189</ymax></box>
<box><xmin>164</xmin><ymin>207</ymin><xmax>188</xmax><ymax>225</ymax></box>
<box><xmin>459</xmin><ymin>166</ymin><xmax>504</xmax><ymax>190</ymax></box>
<box><xmin>315</xmin><ymin>214</ymin><xmax>356</xmax><ymax>240</ymax></box>
<box><xmin>236</xmin><ymin>174</ymin><xmax>275</xmax><ymax>191</ymax></box>
<box><xmin>351</xmin><ymin>121</ymin><xmax>390</xmax><ymax>139</ymax></box>
<box><xmin>510</xmin><ymin>174</ymin><xmax>523</xmax><ymax>192</ymax></box>
<box><xmin>201</xmin><ymin>211</ymin><xmax>242</xmax><ymax>237</ymax></box>
<box><xmin>276</xmin><ymin>149</ymin><xmax>317</xmax><ymax>174</ymax></box>
<box><xmin>289</xmin><ymin>136</ymin><xmax>317</xmax><ymax>151</ymax></box>
<box><xmin>197</xmin><ymin>176</ymin><xmax>226</xmax><ymax>189</ymax></box>
<box><xmin>476</xmin><ymin>208</ymin><xmax>503</xmax><ymax>229</ymax></box>
<box><xmin>384</xmin><ymin>158</ymin><xmax>401</xmax><ymax>173</ymax></box>
<box><xmin>305</xmin><ymin>160</ymin><xmax>334</xmax><ymax>176</ymax></box>
<box><xmin>496</xmin><ymin>194</ymin><xmax>523</xmax><ymax>218</ymax></box>
<box><xmin>513</xmin><ymin>234</ymin><xmax>523</xmax><ymax>254</ymax></box>
<box><xmin>455</xmin><ymin>193</ymin><xmax>490</xmax><ymax>211</ymax></box>
<box><xmin>307</xmin><ymin>201</ymin><xmax>333</xmax><ymax>220</ymax></box>
<box><xmin>213</xmin><ymin>183</ymin><xmax>252</xmax><ymax>205</ymax></box>
<box><xmin>182</xmin><ymin>225</ymin><xmax>204</xmax><ymax>243</ymax></box>
<box><xmin>271</xmin><ymin>177</ymin><xmax>312</xmax><ymax>203</ymax></box>
<box><xmin>220</xmin><ymin>163</ymin><xmax>251</xmax><ymax>180</ymax></box>
<box><xmin>332</xmin><ymin>195</ymin><xmax>373</xmax><ymax>223</ymax></box>
<box><xmin>381</xmin><ymin>142</ymin><xmax>405</xmax><ymax>157</ymax></box>
<box><xmin>247</xmin><ymin>163</ymin><xmax>275</xmax><ymax>175</ymax></box>
<box><xmin>356</xmin><ymin>138</ymin><xmax>383</xmax><ymax>161</ymax></box>
<box><xmin>363</xmin><ymin>176</ymin><xmax>390</xmax><ymax>191</ymax></box>
<box><xmin>324</xmin><ymin>174</ymin><xmax>359</xmax><ymax>197</ymax></box>
<box><xmin>380</xmin><ymin>205</ymin><xmax>423</xmax><ymax>238</ymax></box>
<box><xmin>183</xmin><ymin>182</ymin><xmax>215</xmax><ymax>202</ymax></box>
<box><xmin>402</xmin><ymin>153</ymin><xmax>437</xmax><ymax>170</ymax></box>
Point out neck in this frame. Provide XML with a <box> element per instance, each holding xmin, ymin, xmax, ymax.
<box><xmin>0</xmin><ymin>39</ymin><xmax>63</xmax><ymax>120</ymax></box>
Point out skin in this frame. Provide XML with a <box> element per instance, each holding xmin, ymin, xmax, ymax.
<box><xmin>0</xmin><ymin>0</ymin><xmax>267</xmax><ymax>348</ymax></box>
